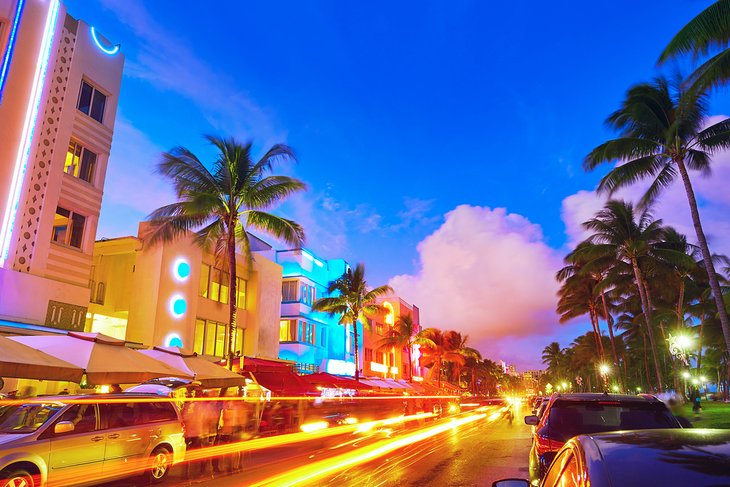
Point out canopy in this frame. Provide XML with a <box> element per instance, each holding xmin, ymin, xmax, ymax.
<box><xmin>0</xmin><ymin>334</ymin><xmax>84</xmax><ymax>382</ymax></box>
<box><xmin>248</xmin><ymin>370</ymin><xmax>318</xmax><ymax>397</ymax></box>
<box><xmin>139</xmin><ymin>346</ymin><xmax>246</xmax><ymax>388</ymax></box>
<box><xmin>303</xmin><ymin>372</ymin><xmax>372</xmax><ymax>391</ymax></box>
<box><xmin>10</xmin><ymin>332</ymin><xmax>192</xmax><ymax>384</ymax></box>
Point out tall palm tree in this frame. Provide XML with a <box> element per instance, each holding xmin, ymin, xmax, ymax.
<box><xmin>415</xmin><ymin>328</ymin><xmax>466</xmax><ymax>391</ymax></box>
<box><xmin>584</xmin><ymin>78</ymin><xmax>730</xmax><ymax>366</ymax></box>
<box><xmin>577</xmin><ymin>201</ymin><xmax>673</xmax><ymax>389</ymax></box>
<box><xmin>312</xmin><ymin>263</ymin><xmax>392</xmax><ymax>381</ymax></box>
<box><xmin>146</xmin><ymin>136</ymin><xmax>305</xmax><ymax>368</ymax></box>
<box><xmin>541</xmin><ymin>342</ymin><xmax>565</xmax><ymax>374</ymax></box>
<box><xmin>659</xmin><ymin>0</ymin><xmax>730</xmax><ymax>93</ymax></box>
<box><xmin>377</xmin><ymin>313</ymin><xmax>418</xmax><ymax>382</ymax></box>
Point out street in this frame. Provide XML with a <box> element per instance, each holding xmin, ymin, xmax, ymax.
<box><xmin>104</xmin><ymin>404</ymin><xmax>532</xmax><ymax>487</ymax></box>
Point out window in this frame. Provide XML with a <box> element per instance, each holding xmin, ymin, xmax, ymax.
<box><xmin>55</xmin><ymin>404</ymin><xmax>97</xmax><ymax>434</ymax></box>
<box><xmin>140</xmin><ymin>402</ymin><xmax>177</xmax><ymax>423</ymax></box>
<box><xmin>319</xmin><ymin>329</ymin><xmax>327</xmax><ymax>348</ymax></box>
<box><xmin>64</xmin><ymin>140</ymin><xmax>97</xmax><ymax>183</ymax></box>
<box><xmin>193</xmin><ymin>318</ymin><xmax>243</xmax><ymax>358</ymax></box>
<box><xmin>95</xmin><ymin>282</ymin><xmax>105</xmax><ymax>305</ymax></box>
<box><xmin>52</xmin><ymin>207</ymin><xmax>85</xmax><ymax>249</ymax></box>
<box><xmin>282</xmin><ymin>281</ymin><xmax>297</xmax><ymax>301</ymax></box>
<box><xmin>364</xmin><ymin>348</ymin><xmax>373</xmax><ymax>362</ymax></box>
<box><xmin>389</xmin><ymin>352</ymin><xmax>395</xmax><ymax>366</ymax></box>
<box><xmin>375</xmin><ymin>351</ymin><xmax>385</xmax><ymax>364</ymax></box>
<box><xmin>279</xmin><ymin>319</ymin><xmax>296</xmax><ymax>341</ymax></box>
<box><xmin>299</xmin><ymin>283</ymin><xmax>316</xmax><ymax>305</ymax></box>
<box><xmin>298</xmin><ymin>320</ymin><xmax>315</xmax><ymax>345</ymax></box>
<box><xmin>375</xmin><ymin>322</ymin><xmax>384</xmax><ymax>335</ymax></box>
<box><xmin>77</xmin><ymin>80</ymin><xmax>107</xmax><ymax>123</ymax></box>
<box><xmin>199</xmin><ymin>265</ymin><xmax>245</xmax><ymax>307</ymax></box>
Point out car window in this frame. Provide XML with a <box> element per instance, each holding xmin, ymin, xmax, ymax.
<box><xmin>548</xmin><ymin>401</ymin><xmax>678</xmax><ymax>441</ymax></box>
<box><xmin>0</xmin><ymin>403</ymin><xmax>63</xmax><ymax>434</ymax></box>
<box><xmin>54</xmin><ymin>404</ymin><xmax>98</xmax><ymax>434</ymax></box>
<box><xmin>140</xmin><ymin>401</ymin><xmax>178</xmax><ymax>422</ymax></box>
<box><xmin>102</xmin><ymin>402</ymin><xmax>143</xmax><ymax>428</ymax></box>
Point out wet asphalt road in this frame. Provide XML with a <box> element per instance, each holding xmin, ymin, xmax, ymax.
<box><xmin>104</xmin><ymin>406</ymin><xmax>532</xmax><ymax>487</ymax></box>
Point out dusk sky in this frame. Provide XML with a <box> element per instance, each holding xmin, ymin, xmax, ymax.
<box><xmin>65</xmin><ymin>0</ymin><xmax>730</xmax><ymax>369</ymax></box>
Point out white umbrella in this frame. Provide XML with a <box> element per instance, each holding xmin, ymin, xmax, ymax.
<box><xmin>0</xmin><ymin>334</ymin><xmax>83</xmax><ymax>382</ymax></box>
<box><xmin>10</xmin><ymin>332</ymin><xmax>193</xmax><ymax>384</ymax></box>
<box><xmin>138</xmin><ymin>346</ymin><xmax>246</xmax><ymax>388</ymax></box>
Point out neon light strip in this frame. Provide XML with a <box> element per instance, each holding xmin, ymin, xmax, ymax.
<box><xmin>0</xmin><ymin>0</ymin><xmax>60</xmax><ymax>268</ymax></box>
<box><xmin>0</xmin><ymin>0</ymin><xmax>25</xmax><ymax>103</ymax></box>
<box><xmin>90</xmin><ymin>26</ymin><xmax>119</xmax><ymax>55</ymax></box>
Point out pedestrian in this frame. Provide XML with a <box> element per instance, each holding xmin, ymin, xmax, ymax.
<box><xmin>58</xmin><ymin>388</ymin><xmax>69</xmax><ymax>395</ymax></box>
<box><xmin>217</xmin><ymin>390</ymin><xmax>246</xmax><ymax>472</ymax></box>
<box><xmin>110</xmin><ymin>384</ymin><xmax>122</xmax><ymax>393</ymax></box>
<box><xmin>182</xmin><ymin>388</ymin><xmax>210</xmax><ymax>479</ymax></box>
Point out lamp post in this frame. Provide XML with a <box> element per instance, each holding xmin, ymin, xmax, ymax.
<box><xmin>667</xmin><ymin>333</ymin><xmax>693</xmax><ymax>366</ymax></box>
<box><xmin>682</xmin><ymin>370</ymin><xmax>691</xmax><ymax>400</ymax></box>
<box><xmin>599</xmin><ymin>363</ymin><xmax>610</xmax><ymax>392</ymax></box>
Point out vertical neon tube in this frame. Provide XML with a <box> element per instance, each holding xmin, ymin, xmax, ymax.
<box><xmin>0</xmin><ymin>0</ymin><xmax>60</xmax><ymax>268</ymax></box>
<box><xmin>0</xmin><ymin>0</ymin><xmax>25</xmax><ymax>102</ymax></box>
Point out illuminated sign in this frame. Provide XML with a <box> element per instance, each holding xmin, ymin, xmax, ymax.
<box><xmin>90</xmin><ymin>26</ymin><xmax>120</xmax><ymax>55</ymax></box>
<box><xmin>164</xmin><ymin>333</ymin><xmax>183</xmax><ymax>348</ymax></box>
<box><xmin>172</xmin><ymin>257</ymin><xmax>191</xmax><ymax>281</ymax></box>
<box><xmin>370</xmin><ymin>362</ymin><xmax>387</xmax><ymax>373</ymax></box>
<box><xmin>383</xmin><ymin>301</ymin><xmax>394</xmax><ymax>325</ymax></box>
<box><xmin>0</xmin><ymin>0</ymin><xmax>25</xmax><ymax>103</ymax></box>
<box><xmin>168</xmin><ymin>295</ymin><xmax>187</xmax><ymax>318</ymax></box>
<box><xmin>389</xmin><ymin>366</ymin><xmax>398</xmax><ymax>375</ymax></box>
<box><xmin>326</xmin><ymin>359</ymin><xmax>356</xmax><ymax>376</ymax></box>
<box><xmin>0</xmin><ymin>0</ymin><xmax>60</xmax><ymax>267</ymax></box>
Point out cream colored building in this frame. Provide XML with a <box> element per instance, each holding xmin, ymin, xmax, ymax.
<box><xmin>87</xmin><ymin>224</ymin><xmax>284</xmax><ymax>360</ymax></box>
<box><xmin>0</xmin><ymin>0</ymin><xmax>123</xmax><ymax>334</ymax></box>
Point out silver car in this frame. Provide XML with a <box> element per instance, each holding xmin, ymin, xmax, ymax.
<box><xmin>0</xmin><ymin>394</ymin><xmax>186</xmax><ymax>487</ymax></box>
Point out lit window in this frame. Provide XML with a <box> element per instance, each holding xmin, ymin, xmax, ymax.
<box><xmin>51</xmin><ymin>207</ymin><xmax>85</xmax><ymax>249</ymax></box>
<box><xmin>220</xmin><ymin>272</ymin><xmax>229</xmax><ymax>305</ymax></box>
<box><xmin>64</xmin><ymin>140</ymin><xmax>97</xmax><ymax>183</ymax></box>
<box><xmin>376</xmin><ymin>351</ymin><xmax>385</xmax><ymax>364</ymax></box>
<box><xmin>194</xmin><ymin>318</ymin><xmax>242</xmax><ymax>358</ymax></box>
<box><xmin>236</xmin><ymin>277</ymin><xmax>247</xmax><ymax>309</ymax></box>
<box><xmin>280</xmin><ymin>319</ymin><xmax>295</xmax><ymax>341</ymax></box>
<box><xmin>376</xmin><ymin>322</ymin><xmax>384</xmax><ymax>335</ymax></box>
<box><xmin>364</xmin><ymin>348</ymin><xmax>373</xmax><ymax>361</ymax></box>
<box><xmin>199</xmin><ymin>264</ymin><xmax>210</xmax><ymax>298</ymax></box>
<box><xmin>209</xmin><ymin>268</ymin><xmax>221</xmax><ymax>301</ymax></box>
<box><xmin>77</xmin><ymin>80</ymin><xmax>107</xmax><ymax>123</ymax></box>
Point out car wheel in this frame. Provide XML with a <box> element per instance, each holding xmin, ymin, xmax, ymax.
<box><xmin>1</xmin><ymin>469</ymin><xmax>36</xmax><ymax>487</ymax></box>
<box><xmin>145</xmin><ymin>446</ymin><xmax>172</xmax><ymax>484</ymax></box>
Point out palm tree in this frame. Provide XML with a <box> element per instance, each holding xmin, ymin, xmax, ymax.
<box><xmin>659</xmin><ymin>0</ymin><xmax>730</xmax><ymax>93</ymax></box>
<box><xmin>377</xmin><ymin>313</ymin><xmax>418</xmax><ymax>382</ymax></box>
<box><xmin>584</xmin><ymin>78</ymin><xmax>730</xmax><ymax>370</ymax></box>
<box><xmin>415</xmin><ymin>328</ymin><xmax>466</xmax><ymax>391</ymax></box>
<box><xmin>541</xmin><ymin>342</ymin><xmax>565</xmax><ymax>374</ymax></box>
<box><xmin>312</xmin><ymin>263</ymin><xmax>392</xmax><ymax>381</ymax></box>
<box><xmin>146</xmin><ymin>136</ymin><xmax>305</xmax><ymax>368</ymax></box>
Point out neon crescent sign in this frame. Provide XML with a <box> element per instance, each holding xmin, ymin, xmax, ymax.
<box><xmin>90</xmin><ymin>26</ymin><xmax>119</xmax><ymax>55</ymax></box>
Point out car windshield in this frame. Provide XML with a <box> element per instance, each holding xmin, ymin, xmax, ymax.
<box><xmin>0</xmin><ymin>403</ymin><xmax>64</xmax><ymax>434</ymax></box>
<box><xmin>547</xmin><ymin>400</ymin><xmax>679</xmax><ymax>441</ymax></box>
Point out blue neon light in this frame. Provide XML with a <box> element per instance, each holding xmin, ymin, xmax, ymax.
<box><xmin>90</xmin><ymin>26</ymin><xmax>119</xmax><ymax>55</ymax></box>
<box><xmin>0</xmin><ymin>0</ymin><xmax>25</xmax><ymax>104</ymax></box>
<box><xmin>173</xmin><ymin>258</ymin><xmax>191</xmax><ymax>281</ymax></box>
<box><xmin>0</xmin><ymin>0</ymin><xmax>60</xmax><ymax>268</ymax></box>
<box><xmin>169</xmin><ymin>295</ymin><xmax>187</xmax><ymax>318</ymax></box>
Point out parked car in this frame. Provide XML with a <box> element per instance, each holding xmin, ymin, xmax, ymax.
<box><xmin>0</xmin><ymin>394</ymin><xmax>186</xmax><ymax>486</ymax></box>
<box><xmin>524</xmin><ymin>393</ymin><xmax>682</xmax><ymax>485</ymax></box>
<box><xmin>494</xmin><ymin>428</ymin><xmax>730</xmax><ymax>487</ymax></box>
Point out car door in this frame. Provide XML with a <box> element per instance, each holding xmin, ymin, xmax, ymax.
<box><xmin>46</xmin><ymin>404</ymin><xmax>106</xmax><ymax>485</ymax></box>
<box><xmin>100</xmin><ymin>401</ymin><xmax>153</xmax><ymax>477</ymax></box>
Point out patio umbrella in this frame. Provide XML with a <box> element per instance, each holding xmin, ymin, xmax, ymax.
<box><xmin>0</xmin><ymin>334</ymin><xmax>84</xmax><ymax>382</ymax></box>
<box><xmin>138</xmin><ymin>346</ymin><xmax>246</xmax><ymax>388</ymax></box>
<box><xmin>10</xmin><ymin>332</ymin><xmax>192</xmax><ymax>384</ymax></box>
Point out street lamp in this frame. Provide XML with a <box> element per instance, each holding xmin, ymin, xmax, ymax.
<box><xmin>667</xmin><ymin>333</ymin><xmax>693</xmax><ymax>366</ymax></box>
<box><xmin>598</xmin><ymin>363</ymin><xmax>610</xmax><ymax>392</ymax></box>
<box><xmin>561</xmin><ymin>381</ymin><xmax>568</xmax><ymax>390</ymax></box>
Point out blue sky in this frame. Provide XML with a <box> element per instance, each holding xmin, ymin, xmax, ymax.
<box><xmin>65</xmin><ymin>0</ymin><xmax>730</xmax><ymax>368</ymax></box>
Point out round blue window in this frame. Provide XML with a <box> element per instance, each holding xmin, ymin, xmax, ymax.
<box><xmin>171</xmin><ymin>298</ymin><xmax>187</xmax><ymax>316</ymax></box>
<box><xmin>175</xmin><ymin>260</ymin><xmax>191</xmax><ymax>280</ymax></box>
<box><xmin>169</xmin><ymin>336</ymin><xmax>183</xmax><ymax>348</ymax></box>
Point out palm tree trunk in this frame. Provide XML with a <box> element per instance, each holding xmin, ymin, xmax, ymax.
<box><xmin>407</xmin><ymin>343</ymin><xmax>413</xmax><ymax>382</ymax></box>
<box><xmin>697</xmin><ymin>313</ymin><xmax>705</xmax><ymax>373</ymax></box>
<box><xmin>676</xmin><ymin>158</ymin><xmax>730</xmax><ymax>359</ymax></box>
<box><xmin>643</xmin><ymin>329</ymin><xmax>653</xmax><ymax>391</ymax></box>
<box><xmin>354</xmin><ymin>320</ymin><xmax>361</xmax><ymax>381</ymax></box>
<box><xmin>437</xmin><ymin>357</ymin><xmax>442</xmax><ymax>392</ymax></box>
<box><xmin>600</xmin><ymin>290</ymin><xmax>624</xmax><ymax>390</ymax></box>
<box><xmin>227</xmin><ymin>227</ymin><xmax>238</xmax><ymax>370</ymax></box>
<box><xmin>632</xmin><ymin>259</ymin><xmax>663</xmax><ymax>390</ymax></box>
<box><xmin>589</xmin><ymin>307</ymin><xmax>605</xmax><ymax>361</ymax></box>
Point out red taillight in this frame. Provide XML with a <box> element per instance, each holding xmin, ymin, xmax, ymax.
<box><xmin>537</xmin><ymin>434</ymin><xmax>564</xmax><ymax>454</ymax></box>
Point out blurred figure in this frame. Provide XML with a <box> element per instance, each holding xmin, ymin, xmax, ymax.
<box><xmin>58</xmin><ymin>388</ymin><xmax>69</xmax><ymax>395</ymax></box>
<box><xmin>110</xmin><ymin>384</ymin><xmax>122</xmax><ymax>393</ymax></box>
<box><xmin>217</xmin><ymin>389</ymin><xmax>247</xmax><ymax>472</ymax></box>
<box><xmin>183</xmin><ymin>388</ymin><xmax>214</xmax><ymax>478</ymax></box>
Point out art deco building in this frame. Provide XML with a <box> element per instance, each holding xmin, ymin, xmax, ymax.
<box><xmin>0</xmin><ymin>0</ymin><xmax>123</xmax><ymax>334</ymax></box>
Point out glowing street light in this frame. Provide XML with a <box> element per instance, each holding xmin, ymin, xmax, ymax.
<box><xmin>691</xmin><ymin>378</ymin><xmax>700</xmax><ymax>386</ymax></box>
<box><xmin>599</xmin><ymin>364</ymin><xmax>611</xmax><ymax>376</ymax></box>
<box><xmin>682</xmin><ymin>371</ymin><xmax>691</xmax><ymax>380</ymax></box>
<box><xmin>561</xmin><ymin>382</ymin><xmax>568</xmax><ymax>390</ymax></box>
<box><xmin>667</xmin><ymin>333</ymin><xmax>693</xmax><ymax>366</ymax></box>
<box><xmin>611</xmin><ymin>385</ymin><xmax>619</xmax><ymax>393</ymax></box>
<box><xmin>700</xmin><ymin>375</ymin><xmax>707</xmax><ymax>383</ymax></box>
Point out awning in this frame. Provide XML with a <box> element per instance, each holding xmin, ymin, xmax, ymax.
<box><xmin>139</xmin><ymin>346</ymin><xmax>247</xmax><ymax>388</ymax></box>
<box><xmin>248</xmin><ymin>370</ymin><xmax>318</xmax><ymax>397</ymax></box>
<box><xmin>302</xmin><ymin>372</ymin><xmax>372</xmax><ymax>390</ymax></box>
<box><xmin>240</xmin><ymin>356</ymin><xmax>297</xmax><ymax>373</ymax></box>
<box><xmin>0</xmin><ymin>334</ymin><xmax>83</xmax><ymax>382</ymax></box>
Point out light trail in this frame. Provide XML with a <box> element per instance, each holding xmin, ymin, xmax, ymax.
<box><xmin>249</xmin><ymin>412</ymin><xmax>487</xmax><ymax>486</ymax></box>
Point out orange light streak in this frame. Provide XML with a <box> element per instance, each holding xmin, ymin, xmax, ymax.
<box><xmin>250</xmin><ymin>412</ymin><xmax>487</xmax><ymax>486</ymax></box>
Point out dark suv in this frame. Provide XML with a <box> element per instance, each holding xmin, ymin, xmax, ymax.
<box><xmin>524</xmin><ymin>393</ymin><xmax>682</xmax><ymax>485</ymax></box>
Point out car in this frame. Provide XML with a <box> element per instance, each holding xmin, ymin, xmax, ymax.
<box><xmin>523</xmin><ymin>393</ymin><xmax>682</xmax><ymax>485</ymax></box>
<box><xmin>0</xmin><ymin>394</ymin><xmax>186</xmax><ymax>486</ymax></box>
<box><xmin>493</xmin><ymin>428</ymin><xmax>730</xmax><ymax>487</ymax></box>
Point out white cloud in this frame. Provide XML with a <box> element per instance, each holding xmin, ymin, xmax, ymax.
<box><xmin>561</xmin><ymin>142</ymin><xmax>730</xmax><ymax>258</ymax></box>
<box><xmin>390</xmin><ymin>205</ymin><xmax>565</xmax><ymax>365</ymax></box>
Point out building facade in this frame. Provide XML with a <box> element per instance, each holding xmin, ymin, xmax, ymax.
<box><xmin>88</xmin><ymin>224</ymin><xmax>284</xmax><ymax>360</ymax></box>
<box><xmin>0</xmin><ymin>0</ymin><xmax>123</xmax><ymax>335</ymax></box>
<box><xmin>275</xmin><ymin>248</ymin><xmax>356</xmax><ymax>375</ymax></box>
<box><xmin>361</xmin><ymin>296</ymin><xmax>421</xmax><ymax>381</ymax></box>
